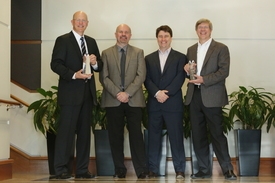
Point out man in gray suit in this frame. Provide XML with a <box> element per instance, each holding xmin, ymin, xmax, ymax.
<box><xmin>184</xmin><ymin>18</ymin><xmax>237</xmax><ymax>180</ymax></box>
<box><xmin>99</xmin><ymin>24</ymin><xmax>147</xmax><ymax>179</ymax></box>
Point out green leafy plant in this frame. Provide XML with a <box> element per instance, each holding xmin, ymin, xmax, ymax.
<box><xmin>228</xmin><ymin>86</ymin><xmax>275</xmax><ymax>132</ymax></box>
<box><xmin>141</xmin><ymin>89</ymin><xmax>149</xmax><ymax>129</ymax></box>
<box><xmin>27</xmin><ymin>86</ymin><xmax>60</xmax><ymax>137</ymax></box>
<box><xmin>91</xmin><ymin>90</ymin><xmax>107</xmax><ymax>132</ymax></box>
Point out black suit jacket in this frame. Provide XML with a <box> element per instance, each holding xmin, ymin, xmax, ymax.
<box><xmin>144</xmin><ymin>49</ymin><xmax>187</xmax><ymax>113</ymax></box>
<box><xmin>51</xmin><ymin>31</ymin><xmax>103</xmax><ymax>105</ymax></box>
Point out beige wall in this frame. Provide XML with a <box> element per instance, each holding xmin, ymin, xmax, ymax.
<box><xmin>0</xmin><ymin>0</ymin><xmax>10</xmax><ymax>160</ymax></box>
<box><xmin>9</xmin><ymin>0</ymin><xmax>275</xmax><ymax>157</ymax></box>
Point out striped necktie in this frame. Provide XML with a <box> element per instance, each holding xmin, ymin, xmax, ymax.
<box><xmin>80</xmin><ymin>37</ymin><xmax>86</xmax><ymax>56</ymax></box>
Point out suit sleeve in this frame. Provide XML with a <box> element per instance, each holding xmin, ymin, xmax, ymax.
<box><xmin>50</xmin><ymin>36</ymin><xmax>75</xmax><ymax>81</ymax></box>
<box><xmin>99</xmin><ymin>50</ymin><xmax>121</xmax><ymax>98</ymax></box>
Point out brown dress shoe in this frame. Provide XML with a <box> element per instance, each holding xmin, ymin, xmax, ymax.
<box><xmin>148</xmin><ymin>171</ymin><xmax>158</xmax><ymax>178</ymax></box>
<box><xmin>176</xmin><ymin>172</ymin><xmax>185</xmax><ymax>179</ymax></box>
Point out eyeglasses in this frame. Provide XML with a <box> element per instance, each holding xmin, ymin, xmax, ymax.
<box><xmin>74</xmin><ymin>19</ymin><xmax>88</xmax><ymax>23</ymax></box>
<box><xmin>197</xmin><ymin>26</ymin><xmax>210</xmax><ymax>30</ymax></box>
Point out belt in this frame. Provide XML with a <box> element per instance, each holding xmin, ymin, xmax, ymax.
<box><xmin>194</xmin><ymin>85</ymin><xmax>201</xmax><ymax>89</ymax></box>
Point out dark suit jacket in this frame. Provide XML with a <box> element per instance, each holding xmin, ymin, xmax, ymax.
<box><xmin>185</xmin><ymin>39</ymin><xmax>229</xmax><ymax>107</ymax></box>
<box><xmin>144</xmin><ymin>49</ymin><xmax>187</xmax><ymax>113</ymax></box>
<box><xmin>51</xmin><ymin>31</ymin><xmax>103</xmax><ymax>106</ymax></box>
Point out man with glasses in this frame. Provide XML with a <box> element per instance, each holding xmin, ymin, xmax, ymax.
<box><xmin>50</xmin><ymin>11</ymin><xmax>103</xmax><ymax>180</ymax></box>
<box><xmin>184</xmin><ymin>18</ymin><xmax>236</xmax><ymax>180</ymax></box>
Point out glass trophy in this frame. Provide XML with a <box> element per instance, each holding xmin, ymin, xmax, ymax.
<box><xmin>85</xmin><ymin>54</ymin><xmax>91</xmax><ymax>74</ymax></box>
<box><xmin>188</xmin><ymin>60</ymin><xmax>196</xmax><ymax>80</ymax></box>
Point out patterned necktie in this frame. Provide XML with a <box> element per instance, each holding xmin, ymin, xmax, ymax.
<box><xmin>80</xmin><ymin>37</ymin><xmax>86</xmax><ymax>56</ymax></box>
<box><xmin>120</xmin><ymin>48</ymin><xmax>126</xmax><ymax>91</ymax></box>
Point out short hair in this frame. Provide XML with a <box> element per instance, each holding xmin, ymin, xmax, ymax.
<box><xmin>195</xmin><ymin>18</ymin><xmax>213</xmax><ymax>31</ymax></box>
<box><xmin>156</xmin><ymin>25</ymin><xmax>173</xmax><ymax>38</ymax></box>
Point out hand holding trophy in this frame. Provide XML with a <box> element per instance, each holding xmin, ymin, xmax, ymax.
<box><xmin>188</xmin><ymin>60</ymin><xmax>196</xmax><ymax>80</ymax></box>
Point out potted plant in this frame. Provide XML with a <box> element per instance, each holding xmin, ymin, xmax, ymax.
<box><xmin>27</xmin><ymin>86</ymin><xmax>60</xmax><ymax>136</ymax></box>
<box><xmin>228</xmin><ymin>86</ymin><xmax>275</xmax><ymax>176</ymax></box>
<box><xmin>27</xmin><ymin>86</ymin><xmax>65</xmax><ymax>177</ymax></box>
<box><xmin>91</xmin><ymin>90</ymin><xmax>114</xmax><ymax>176</ymax></box>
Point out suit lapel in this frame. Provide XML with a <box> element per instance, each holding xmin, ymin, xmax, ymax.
<box><xmin>162</xmin><ymin>49</ymin><xmax>175</xmax><ymax>74</ymax></box>
<box><xmin>202</xmin><ymin>39</ymin><xmax>216</xmax><ymax>67</ymax></box>
<box><xmin>125</xmin><ymin>45</ymin><xmax>132</xmax><ymax>73</ymax></box>
<box><xmin>69</xmin><ymin>32</ymin><xmax>82</xmax><ymax>61</ymax></box>
<box><xmin>151</xmin><ymin>51</ymin><xmax>162</xmax><ymax>75</ymax></box>
<box><xmin>110</xmin><ymin>46</ymin><xmax>120</xmax><ymax>72</ymax></box>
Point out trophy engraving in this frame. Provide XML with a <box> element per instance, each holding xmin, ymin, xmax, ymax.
<box><xmin>189</xmin><ymin>60</ymin><xmax>196</xmax><ymax>80</ymax></box>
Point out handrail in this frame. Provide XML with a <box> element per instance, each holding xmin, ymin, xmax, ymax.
<box><xmin>0</xmin><ymin>99</ymin><xmax>23</xmax><ymax>111</ymax></box>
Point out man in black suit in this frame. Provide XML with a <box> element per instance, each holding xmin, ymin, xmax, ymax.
<box><xmin>144</xmin><ymin>25</ymin><xmax>187</xmax><ymax>179</ymax></box>
<box><xmin>50</xmin><ymin>11</ymin><xmax>103</xmax><ymax>179</ymax></box>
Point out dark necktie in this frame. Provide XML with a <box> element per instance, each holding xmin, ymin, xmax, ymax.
<box><xmin>80</xmin><ymin>37</ymin><xmax>86</xmax><ymax>56</ymax></box>
<box><xmin>120</xmin><ymin>48</ymin><xmax>126</xmax><ymax>91</ymax></box>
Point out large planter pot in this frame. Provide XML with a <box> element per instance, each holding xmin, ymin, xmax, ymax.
<box><xmin>94</xmin><ymin>130</ymin><xmax>115</xmax><ymax>176</ymax></box>
<box><xmin>234</xmin><ymin>129</ymin><xmax>261</xmax><ymax>176</ymax></box>
<box><xmin>144</xmin><ymin>129</ymin><xmax>167</xmax><ymax>176</ymax></box>
<box><xmin>189</xmin><ymin>133</ymin><xmax>213</xmax><ymax>175</ymax></box>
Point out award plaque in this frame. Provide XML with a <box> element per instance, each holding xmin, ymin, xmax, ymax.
<box><xmin>189</xmin><ymin>60</ymin><xmax>196</xmax><ymax>80</ymax></box>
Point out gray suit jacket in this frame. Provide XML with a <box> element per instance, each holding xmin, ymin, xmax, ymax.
<box><xmin>99</xmin><ymin>44</ymin><xmax>146</xmax><ymax>108</ymax></box>
<box><xmin>185</xmin><ymin>39</ymin><xmax>230</xmax><ymax>107</ymax></box>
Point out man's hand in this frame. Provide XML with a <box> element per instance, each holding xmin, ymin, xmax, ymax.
<box><xmin>75</xmin><ymin>69</ymin><xmax>93</xmax><ymax>80</ymax></box>
<box><xmin>156</xmin><ymin>90</ymin><xmax>169</xmax><ymax>103</ymax></box>
<box><xmin>83</xmin><ymin>54</ymin><xmax>97</xmax><ymax>65</ymax></box>
<box><xmin>117</xmin><ymin>92</ymin><xmax>129</xmax><ymax>103</ymax></box>
<box><xmin>188</xmin><ymin>74</ymin><xmax>204</xmax><ymax>84</ymax></box>
<box><xmin>184</xmin><ymin>64</ymin><xmax>190</xmax><ymax>74</ymax></box>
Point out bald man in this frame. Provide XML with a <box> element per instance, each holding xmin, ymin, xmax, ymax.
<box><xmin>99</xmin><ymin>24</ymin><xmax>148</xmax><ymax>179</ymax></box>
<box><xmin>51</xmin><ymin>11</ymin><xmax>103</xmax><ymax>179</ymax></box>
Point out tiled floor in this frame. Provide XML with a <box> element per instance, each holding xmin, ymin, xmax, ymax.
<box><xmin>2</xmin><ymin>173</ymin><xmax>275</xmax><ymax>183</ymax></box>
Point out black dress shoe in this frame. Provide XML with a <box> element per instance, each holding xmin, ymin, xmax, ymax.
<box><xmin>191</xmin><ymin>171</ymin><xmax>211</xmax><ymax>179</ymax></box>
<box><xmin>224</xmin><ymin>170</ymin><xmax>237</xmax><ymax>180</ymax></box>
<box><xmin>49</xmin><ymin>175</ymin><xmax>56</xmax><ymax>179</ymax></box>
<box><xmin>148</xmin><ymin>171</ymin><xmax>158</xmax><ymax>178</ymax></box>
<box><xmin>176</xmin><ymin>172</ymin><xmax>185</xmax><ymax>179</ymax></box>
<box><xmin>55</xmin><ymin>172</ymin><xmax>72</xmax><ymax>179</ymax></box>
<box><xmin>138</xmin><ymin>172</ymin><xmax>148</xmax><ymax>179</ymax></box>
<box><xmin>75</xmin><ymin>172</ymin><xmax>95</xmax><ymax>179</ymax></box>
<box><xmin>113</xmin><ymin>173</ymin><xmax>126</xmax><ymax>178</ymax></box>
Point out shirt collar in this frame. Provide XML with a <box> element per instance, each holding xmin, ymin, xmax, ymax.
<box><xmin>158</xmin><ymin>47</ymin><xmax>171</xmax><ymax>54</ymax></box>
<box><xmin>198</xmin><ymin>38</ymin><xmax>212</xmax><ymax>47</ymax></box>
<box><xmin>117</xmin><ymin>45</ymin><xmax>128</xmax><ymax>52</ymax></box>
<box><xmin>72</xmin><ymin>30</ymin><xmax>83</xmax><ymax>40</ymax></box>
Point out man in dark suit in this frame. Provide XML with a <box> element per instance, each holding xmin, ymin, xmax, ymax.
<box><xmin>144</xmin><ymin>25</ymin><xmax>187</xmax><ymax>179</ymax></box>
<box><xmin>50</xmin><ymin>11</ymin><xmax>103</xmax><ymax>179</ymax></box>
<box><xmin>99</xmin><ymin>24</ymin><xmax>147</xmax><ymax>179</ymax></box>
<box><xmin>184</xmin><ymin>18</ymin><xmax>236</xmax><ymax>180</ymax></box>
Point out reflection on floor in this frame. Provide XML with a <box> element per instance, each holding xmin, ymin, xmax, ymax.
<box><xmin>2</xmin><ymin>173</ymin><xmax>275</xmax><ymax>183</ymax></box>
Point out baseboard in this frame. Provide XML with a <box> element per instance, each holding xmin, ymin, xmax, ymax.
<box><xmin>0</xmin><ymin>159</ymin><xmax>13</xmax><ymax>181</ymax></box>
<box><xmin>10</xmin><ymin>146</ymin><xmax>275</xmax><ymax>176</ymax></box>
